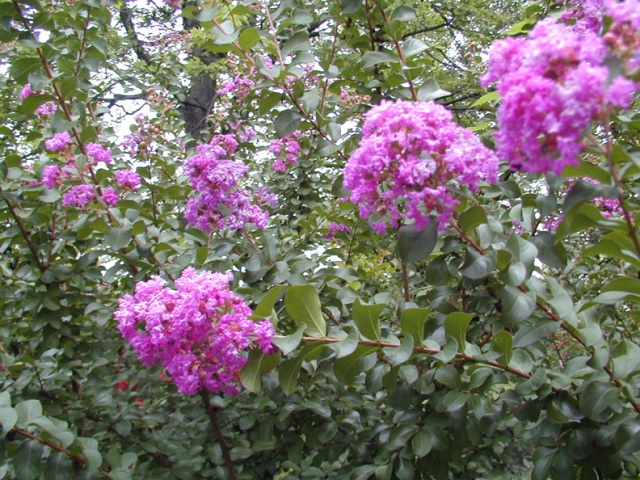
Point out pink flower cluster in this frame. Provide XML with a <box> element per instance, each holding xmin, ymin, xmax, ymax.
<box><xmin>45</xmin><ymin>132</ymin><xmax>73</xmax><ymax>152</ymax></box>
<box><xmin>482</xmin><ymin>12</ymin><xmax>637</xmax><ymax>175</ymax></box>
<box><xmin>86</xmin><ymin>142</ymin><xmax>113</xmax><ymax>164</ymax></box>
<box><xmin>343</xmin><ymin>100</ymin><xmax>498</xmax><ymax>233</ymax></box>
<box><xmin>114</xmin><ymin>267</ymin><xmax>277</xmax><ymax>395</ymax></box>
<box><xmin>269</xmin><ymin>130</ymin><xmax>302</xmax><ymax>172</ymax></box>
<box><xmin>325</xmin><ymin>222</ymin><xmax>350</xmax><ymax>239</ymax></box>
<box><xmin>217</xmin><ymin>75</ymin><xmax>255</xmax><ymax>98</ymax></box>
<box><xmin>562</xmin><ymin>0</ymin><xmax>604</xmax><ymax>34</ymax></box>
<box><xmin>184</xmin><ymin>135</ymin><xmax>270</xmax><ymax>232</ymax></box>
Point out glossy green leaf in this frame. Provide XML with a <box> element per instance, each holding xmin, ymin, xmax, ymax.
<box><xmin>400</xmin><ymin>308</ymin><xmax>430</xmax><ymax>346</ymax></box>
<box><xmin>501</xmin><ymin>286</ymin><xmax>536</xmax><ymax>323</ymax></box>
<box><xmin>278</xmin><ymin>342</ymin><xmax>326</xmax><ymax>395</ymax></box>
<box><xmin>352</xmin><ymin>298</ymin><xmax>384</xmax><ymax>341</ymax></box>
<box><xmin>240</xmin><ymin>349</ymin><xmax>281</xmax><ymax>393</ymax></box>
<box><xmin>444</xmin><ymin>312</ymin><xmax>473</xmax><ymax>352</ymax></box>
<box><xmin>512</xmin><ymin>320</ymin><xmax>559</xmax><ymax>348</ymax></box>
<box><xmin>397</xmin><ymin>219</ymin><xmax>438</xmax><ymax>263</ymax></box>
<box><xmin>254</xmin><ymin>285</ymin><xmax>286</xmax><ymax>318</ymax></box>
<box><xmin>285</xmin><ymin>285</ymin><xmax>326</xmax><ymax>337</ymax></box>
<box><xmin>334</xmin><ymin>345</ymin><xmax>379</xmax><ymax>384</ymax></box>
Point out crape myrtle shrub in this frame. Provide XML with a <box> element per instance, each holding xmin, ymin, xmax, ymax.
<box><xmin>1</xmin><ymin>0</ymin><xmax>640</xmax><ymax>478</ymax></box>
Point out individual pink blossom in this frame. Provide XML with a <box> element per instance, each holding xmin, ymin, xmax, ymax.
<box><xmin>86</xmin><ymin>142</ymin><xmax>113</xmax><ymax>164</ymax></box>
<box><xmin>114</xmin><ymin>267</ymin><xmax>277</xmax><ymax>395</ymax></box>
<box><xmin>184</xmin><ymin>135</ymin><xmax>270</xmax><ymax>232</ymax></box>
<box><xmin>35</xmin><ymin>101</ymin><xmax>57</xmax><ymax>116</ymax></box>
<box><xmin>62</xmin><ymin>185</ymin><xmax>95</xmax><ymax>207</ymax></box>
<box><xmin>42</xmin><ymin>165</ymin><xmax>61</xmax><ymax>189</ymax></box>
<box><xmin>343</xmin><ymin>100</ymin><xmax>498</xmax><ymax>232</ymax></box>
<box><xmin>482</xmin><ymin>17</ymin><xmax>637</xmax><ymax>175</ymax></box>
<box><xmin>45</xmin><ymin>132</ymin><xmax>73</xmax><ymax>152</ymax></box>
<box><xmin>115</xmin><ymin>170</ymin><xmax>141</xmax><ymax>190</ymax></box>
<box><xmin>102</xmin><ymin>188</ymin><xmax>119</xmax><ymax>206</ymax></box>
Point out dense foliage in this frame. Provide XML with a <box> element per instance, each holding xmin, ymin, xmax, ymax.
<box><xmin>1</xmin><ymin>0</ymin><xmax>640</xmax><ymax>478</ymax></box>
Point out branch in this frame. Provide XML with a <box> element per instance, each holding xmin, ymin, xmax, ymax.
<box><xmin>119</xmin><ymin>5</ymin><xmax>153</xmax><ymax>65</ymax></box>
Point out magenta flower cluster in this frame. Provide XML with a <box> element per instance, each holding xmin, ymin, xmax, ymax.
<box><xmin>184</xmin><ymin>135</ymin><xmax>270</xmax><ymax>232</ymax></box>
<box><xmin>86</xmin><ymin>142</ymin><xmax>113</xmax><ymax>164</ymax></box>
<box><xmin>217</xmin><ymin>75</ymin><xmax>255</xmax><ymax>98</ymax></box>
<box><xmin>115</xmin><ymin>267</ymin><xmax>277</xmax><ymax>395</ymax></box>
<box><xmin>343</xmin><ymin>100</ymin><xmax>498</xmax><ymax>233</ymax></box>
<box><xmin>269</xmin><ymin>130</ymin><xmax>302</xmax><ymax>172</ymax></box>
<box><xmin>45</xmin><ymin>132</ymin><xmax>73</xmax><ymax>152</ymax></box>
<box><xmin>482</xmin><ymin>13</ymin><xmax>637</xmax><ymax>175</ymax></box>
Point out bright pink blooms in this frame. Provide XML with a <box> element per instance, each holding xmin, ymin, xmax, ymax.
<box><xmin>269</xmin><ymin>131</ymin><xmax>302</xmax><ymax>172</ymax></box>
<box><xmin>184</xmin><ymin>135</ymin><xmax>270</xmax><ymax>232</ymax></box>
<box><xmin>325</xmin><ymin>222</ymin><xmax>350</xmax><ymax>239</ymax></box>
<box><xmin>20</xmin><ymin>84</ymin><xmax>40</xmax><ymax>101</ymax></box>
<box><xmin>86</xmin><ymin>143</ymin><xmax>113</xmax><ymax>164</ymax></box>
<box><xmin>35</xmin><ymin>101</ymin><xmax>57</xmax><ymax>116</ymax></box>
<box><xmin>62</xmin><ymin>185</ymin><xmax>96</xmax><ymax>207</ymax></box>
<box><xmin>114</xmin><ymin>267</ymin><xmax>277</xmax><ymax>395</ymax></box>
<box><xmin>343</xmin><ymin>100</ymin><xmax>498</xmax><ymax>232</ymax></box>
<box><xmin>217</xmin><ymin>75</ymin><xmax>255</xmax><ymax>98</ymax></box>
<box><xmin>482</xmin><ymin>17</ymin><xmax>637</xmax><ymax>175</ymax></box>
<box><xmin>45</xmin><ymin>132</ymin><xmax>73</xmax><ymax>152</ymax></box>
<box><xmin>115</xmin><ymin>170</ymin><xmax>141</xmax><ymax>190</ymax></box>
<box><xmin>102</xmin><ymin>188</ymin><xmax>119</xmax><ymax>206</ymax></box>
<box><xmin>42</xmin><ymin>165</ymin><xmax>61</xmax><ymax>189</ymax></box>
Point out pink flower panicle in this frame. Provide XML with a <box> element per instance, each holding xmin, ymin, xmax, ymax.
<box><xmin>116</xmin><ymin>170</ymin><xmax>141</xmax><ymax>190</ymax></box>
<box><xmin>217</xmin><ymin>75</ymin><xmax>255</xmax><ymax>98</ymax></box>
<box><xmin>482</xmin><ymin>15</ymin><xmax>637</xmax><ymax>175</ymax></box>
<box><xmin>114</xmin><ymin>267</ymin><xmax>277</xmax><ymax>395</ymax></box>
<box><xmin>325</xmin><ymin>222</ymin><xmax>350</xmax><ymax>239</ymax></box>
<box><xmin>102</xmin><ymin>188</ymin><xmax>119</xmax><ymax>206</ymax></box>
<box><xmin>35</xmin><ymin>101</ymin><xmax>57</xmax><ymax>116</ymax></box>
<box><xmin>343</xmin><ymin>100</ymin><xmax>498</xmax><ymax>232</ymax></box>
<box><xmin>86</xmin><ymin>142</ymin><xmax>113</xmax><ymax>164</ymax></box>
<box><xmin>562</xmin><ymin>0</ymin><xmax>604</xmax><ymax>34</ymax></box>
<box><xmin>269</xmin><ymin>131</ymin><xmax>302</xmax><ymax>172</ymax></box>
<box><xmin>184</xmin><ymin>135</ymin><xmax>270</xmax><ymax>232</ymax></box>
<box><xmin>42</xmin><ymin>165</ymin><xmax>61</xmax><ymax>189</ymax></box>
<box><xmin>45</xmin><ymin>132</ymin><xmax>73</xmax><ymax>152</ymax></box>
<box><xmin>603</xmin><ymin>0</ymin><xmax>640</xmax><ymax>70</ymax></box>
<box><xmin>62</xmin><ymin>185</ymin><xmax>96</xmax><ymax>207</ymax></box>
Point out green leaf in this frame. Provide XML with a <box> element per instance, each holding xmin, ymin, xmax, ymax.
<box><xmin>384</xmin><ymin>335</ymin><xmax>414</xmax><ymax>365</ymax></box>
<box><xmin>361</xmin><ymin>51</ymin><xmax>400</xmax><ymax>69</ymax></box>
<box><xmin>529</xmin><ymin>232</ymin><xmax>567</xmax><ymax>268</ymax></box>
<box><xmin>412</xmin><ymin>429</ymin><xmax>433</xmax><ymax>458</ymax></box>
<box><xmin>240</xmin><ymin>349</ymin><xmax>281</xmax><ymax>393</ymax></box>
<box><xmin>391</xmin><ymin>5</ymin><xmax>416</xmax><ymax>20</ymax></box>
<box><xmin>238</xmin><ymin>27</ymin><xmax>260</xmax><ymax>50</ymax></box>
<box><xmin>512</xmin><ymin>320</ymin><xmax>559</xmax><ymax>348</ymax></box>
<box><xmin>579</xmin><ymin>382</ymin><xmax>619</xmax><ymax>420</ymax></box>
<box><xmin>458</xmin><ymin>206</ymin><xmax>487</xmax><ymax>232</ymax></box>
<box><xmin>105</xmin><ymin>227</ymin><xmax>132</xmax><ymax>251</ymax></box>
<box><xmin>505</xmin><ymin>234</ymin><xmax>537</xmax><ymax>275</ymax></box>
<box><xmin>279</xmin><ymin>342</ymin><xmax>326</xmax><ymax>395</ymax></box>
<box><xmin>212</xmin><ymin>20</ymin><xmax>238</xmax><ymax>45</ymax></box>
<box><xmin>594</xmin><ymin>276</ymin><xmax>640</xmax><ymax>304</ymax></box>
<box><xmin>328</xmin><ymin>328</ymin><xmax>359</xmax><ymax>358</ymax></box>
<box><xmin>501</xmin><ymin>286</ymin><xmax>536</xmax><ymax>323</ymax></box>
<box><xmin>14</xmin><ymin>441</ymin><xmax>43</xmax><ymax>480</ymax></box>
<box><xmin>460</xmin><ymin>249</ymin><xmax>495</xmax><ymax>280</ymax></box>
<box><xmin>254</xmin><ymin>285</ymin><xmax>286</xmax><ymax>318</ymax></box>
<box><xmin>352</xmin><ymin>298</ymin><xmax>384</xmax><ymax>341</ymax></box>
<box><xmin>417</xmin><ymin>78</ymin><xmax>450</xmax><ymax>101</ymax></box>
<box><xmin>15</xmin><ymin>400</ymin><xmax>43</xmax><ymax>428</ymax></box>
<box><xmin>0</xmin><ymin>406</ymin><xmax>17</xmax><ymax>434</ymax></box>
<box><xmin>44</xmin><ymin>451</ymin><xmax>72</xmax><ymax>480</ymax></box>
<box><xmin>400</xmin><ymin>308</ymin><xmax>430</xmax><ymax>346</ymax></box>
<box><xmin>285</xmin><ymin>285</ymin><xmax>326</xmax><ymax>337</ymax></box>
<box><xmin>272</xmin><ymin>326</ymin><xmax>304</xmax><ymax>356</ymax></box>
<box><xmin>397</xmin><ymin>219</ymin><xmax>438</xmax><ymax>263</ymax></box>
<box><xmin>282</xmin><ymin>31</ymin><xmax>310</xmax><ymax>56</ymax></box>
<box><xmin>611</xmin><ymin>340</ymin><xmax>640</xmax><ymax>380</ymax></box>
<box><xmin>334</xmin><ymin>345</ymin><xmax>379</xmax><ymax>384</ymax></box>
<box><xmin>491</xmin><ymin>331</ymin><xmax>513</xmax><ymax>366</ymax></box>
<box><xmin>444</xmin><ymin>312</ymin><xmax>473</xmax><ymax>352</ymax></box>
<box><xmin>443</xmin><ymin>391</ymin><xmax>469</xmax><ymax>412</ymax></box>
<box><xmin>274</xmin><ymin>110</ymin><xmax>302</xmax><ymax>138</ymax></box>
<box><xmin>401</xmin><ymin>38</ymin><xmax>428</xmax><ymax>58</ymax></box>
<box><xmin>471</xmin><ymin>91</ymin><xmax>500</xmax><ymax>107</ymax></box>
